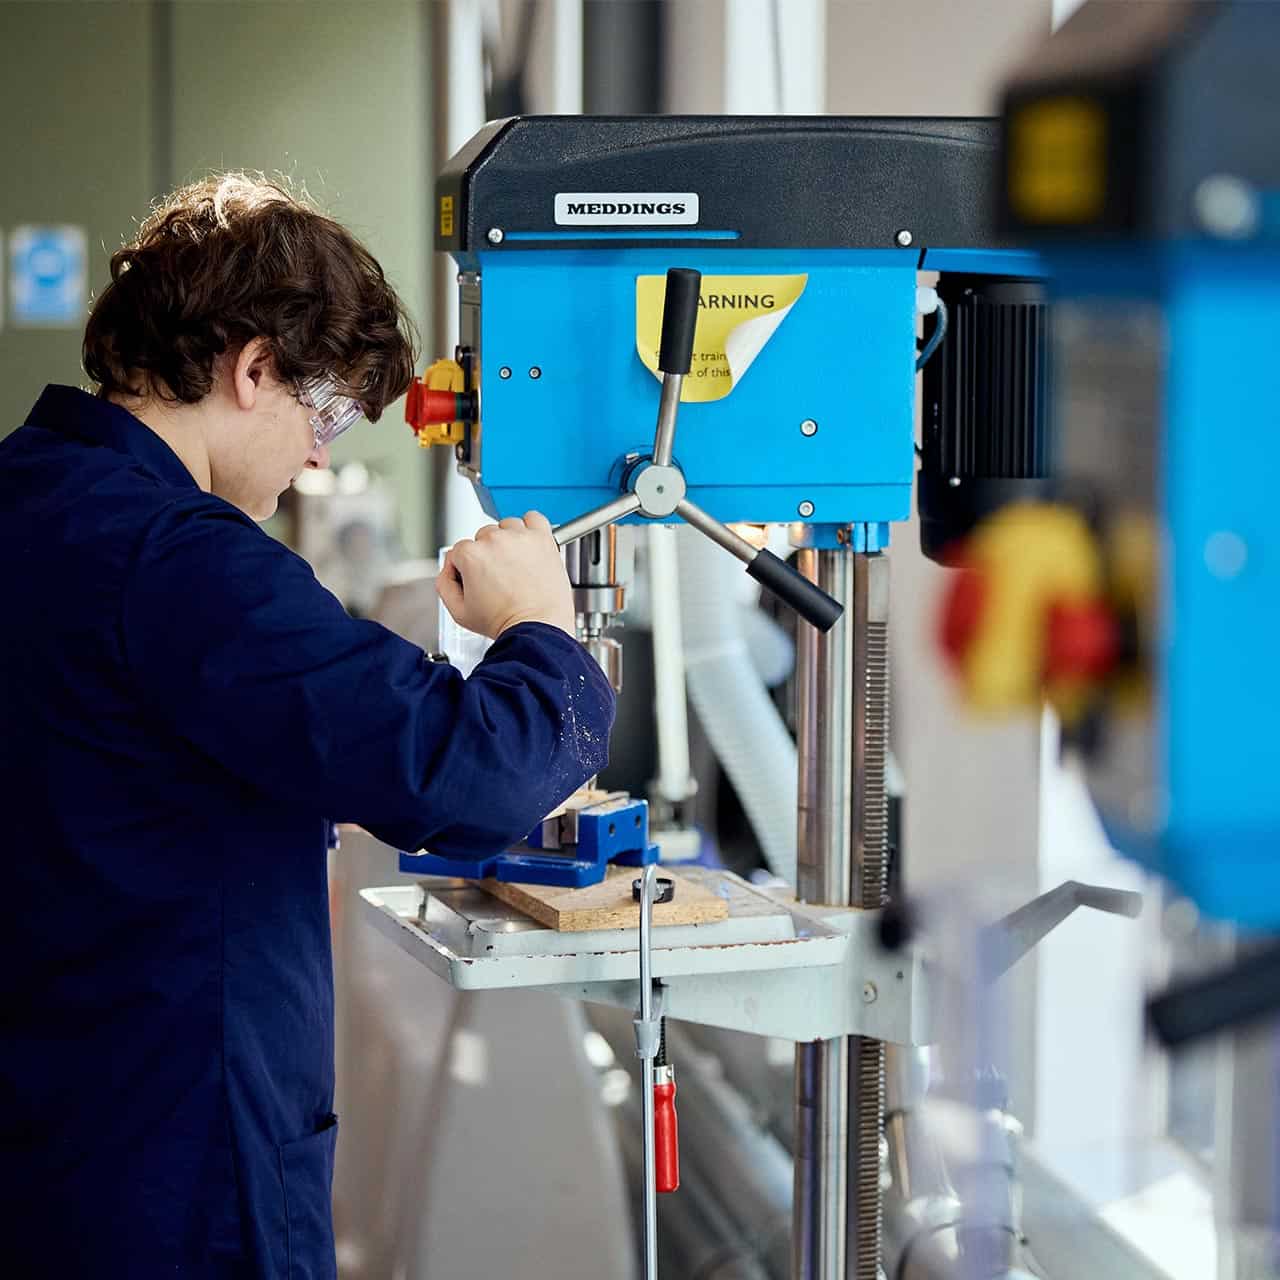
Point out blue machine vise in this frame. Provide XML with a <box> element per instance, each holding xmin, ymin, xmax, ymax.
<box><xmin>399</xmin><ymin>792</ymin><xmax>658</xmax><ymax>887</ymax></box>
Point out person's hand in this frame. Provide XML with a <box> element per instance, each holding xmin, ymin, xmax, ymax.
<box><xmin>437</xmin><ymin>512</ymin><xmax>577</xmax><ymax>640</ymax></box>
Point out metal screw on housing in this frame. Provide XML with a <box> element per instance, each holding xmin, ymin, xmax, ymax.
<box><xmin>487</xmin><ymin>227</ymin><xmax>505</xmax><ymax>245</ymax></box>
<box><xmin>895</xmin><ymin>229</ymin><xmax>913</xmax><ymax>247</ymax></box>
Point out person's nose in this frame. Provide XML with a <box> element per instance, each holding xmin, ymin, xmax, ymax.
<box><xmin>306</xmin><ymin>443</ymin><xmax>331</xmax><ymax>470</ymax></box>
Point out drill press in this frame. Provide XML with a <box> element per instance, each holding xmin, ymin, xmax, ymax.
<box><xmin>927</xmin><ymin>5</ymin><xmax>1280</xmax><ymax>1272</ymax></box>
<box><xmin>928</xmin><ymin>0</ymin><xmax>1280</xmax><ymax>931</ymax></box>
<box><xmin>382</xmin><ymin>115</ymin><xmax>1049</xmax><ymax>1280</ymax></box>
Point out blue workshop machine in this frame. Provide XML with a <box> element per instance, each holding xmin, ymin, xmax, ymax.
<box><xmin>401</xmin><ymin>116</ymin><xmax>1049</xmax><ymax>888</ymax></box>
<box><xmin>998</xmin><ymin>1</ymin><xmax>1280</xmax><ymax>929</ymax></box>
<box><xmin>377</xmin><ymin>115</ymin><xmax>1108</xmax><ymax>1280</ymax></box>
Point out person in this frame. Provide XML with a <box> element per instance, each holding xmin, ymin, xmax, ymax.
<box><xmin>0</xmin><ymin>174</ymin><xmax>615</xmax><ymax>1279</ymax></box>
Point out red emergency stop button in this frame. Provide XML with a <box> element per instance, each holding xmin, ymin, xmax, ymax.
<box><xmin>405</xmin><ymin>383</ymin><xmax>476</xmax><ymax>429</ymax></box>
<box><xmin>1044</xmin><ymin>600</ymin><xmax>1119</xmax><ymax>681</ymax></box>
<box><xmin>939</xmin><ymin>564</ymin><xmax>986</xmax><ymax>667</ymax></box>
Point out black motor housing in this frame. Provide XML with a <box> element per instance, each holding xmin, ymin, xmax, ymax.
<box><xmin>918</xmin><ymin>274</ymin><xmax>1052</xmax><ymax>563</ymax></box>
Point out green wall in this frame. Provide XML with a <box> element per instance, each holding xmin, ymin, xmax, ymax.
<box><xmin>0</xmin><ymin>0</ymin><xmax>434</xmax><ymax>556</ymax></box>
<box><xmin>0</xmin><ymin>2</ymin><xmax>155</xmax><ymax>435</ymax></box>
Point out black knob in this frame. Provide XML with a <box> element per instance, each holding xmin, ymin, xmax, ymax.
<box><xmin>877</xmin><ymin>900</ymin><xmax>915</xmax><ymax>952</ymax></box>
<box><xmin>658</xmin><ymin>268</ymin><xmax>702</xmax><ymax>375</ymax></box>
<box><xmin>632</xmin><ymin>876</ymin><xmax>676</xmax><ymax>905</ymax></box>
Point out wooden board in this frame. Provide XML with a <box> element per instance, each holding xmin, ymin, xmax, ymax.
<box><xmin>479</xmin><ymin>866</ymin><xmax>730</xmax><ymax>933</ymax></box>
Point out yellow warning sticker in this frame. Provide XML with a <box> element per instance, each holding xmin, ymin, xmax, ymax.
<box><xmin>635</xmin><ymin>274</ymin><xmax>808</xmax><ymax>402</ymax></box>
<box><xmin>439</xmin><ymin>195</ymin><xmax>455</xmax><ymax>238</ymax></box>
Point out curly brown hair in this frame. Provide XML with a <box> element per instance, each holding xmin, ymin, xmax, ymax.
<box><xmin>83</xmin><ymin>173</ymin><xmax>417</xmax><ymax>421</ymax></box>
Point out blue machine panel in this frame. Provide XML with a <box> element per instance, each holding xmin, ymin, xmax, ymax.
<box><xmin>1048</xmin><ymin>242</ymin><xmax>1280</xmax><ymax>925</ymax></box>
<box><xmin>468</xmin><ymin>248</ymin><xmax>919</xmax><ymax>528</ymax></box>
<box><xmin>1163</xmin><ymin>245</ymin><xmax>1280</xmax><ymax>924</ymax></box>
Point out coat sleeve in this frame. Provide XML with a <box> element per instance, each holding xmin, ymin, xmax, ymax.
<box><xmin>119</xmin><ymin>494</ymin><xmax>615</xmax><ymax>857</ymax></box>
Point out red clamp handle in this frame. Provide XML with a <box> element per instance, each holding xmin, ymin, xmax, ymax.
<box><xmin>654</xmin><ymin>1067</ymin><xmax>679</xmax><ymax>1193</ymax></box>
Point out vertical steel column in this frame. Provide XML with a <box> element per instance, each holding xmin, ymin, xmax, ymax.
<box><xmin>793</xmin><ymin>547</ymin><xmax>890</xmax><ymax>1280</ymax></box>
<box><xmin>584</xmin><ymin>0</ymin><xmax>664</xmax><ymax>114</ymax></box>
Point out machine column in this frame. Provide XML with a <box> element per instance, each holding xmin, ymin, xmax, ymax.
<box><xmin>793</xmin><ymin>547</ymin><xmax>890</xmax><ymax>1280</ymax></box>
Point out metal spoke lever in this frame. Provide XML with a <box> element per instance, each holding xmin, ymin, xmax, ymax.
<box><xmin>553</xmin><ymin>492</ymin><xmax>642</xmax><ymax>547</ymax></box>
<box><xmin>979</xmin><ymin>880</ymin><xmax>1142</xmax><ymax>981</ymax></box>
<box><xmin>676</xmin><ymin>498</ymin><xmax>844</xmax><ymax>632</ymax></box>
<box><xmin>553</xmin><ymin>267</ymin><xmax>844</xmax><ymax>632</ymax></box>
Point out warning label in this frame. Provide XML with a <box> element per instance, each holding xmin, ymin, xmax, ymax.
<box><xmin>439</xmin><ymin>196</ymin><xmax>455</xmax><ymax>238</ymax></box>
<box><xmin>635</xmin><ymin>274</ymin><xmax>807</xmax><ymax>402</ymax></box>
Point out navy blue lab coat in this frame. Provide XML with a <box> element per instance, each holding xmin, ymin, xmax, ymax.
<box><xmin>0</xmin><ymin>386</ymin><xmax>615</xmax><ymax>1278</ymax></box>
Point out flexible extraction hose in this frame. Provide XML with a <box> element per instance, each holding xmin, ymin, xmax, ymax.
<box><xmin>648</xmin><ymin>525</ymin><xmax>695</xmax><ymax>808</ymax></box>
<box><xmin>676</xmin><ymin>527</ymin><xmax>798</xmax><ymax>883</ymax></box>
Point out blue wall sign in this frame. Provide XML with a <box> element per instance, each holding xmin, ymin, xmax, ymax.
<box><xmin>9</xmin><ymin>225</ymin><xmax>88</xmax><ymax>328</ymax></box>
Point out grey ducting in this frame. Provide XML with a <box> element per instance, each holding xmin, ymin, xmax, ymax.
<box><xmin>677</xmin><ymin>528</ymin><xmax>798</xmax><ymax>882</ymax></box>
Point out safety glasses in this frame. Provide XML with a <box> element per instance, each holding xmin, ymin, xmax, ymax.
<box><xmin>295</xmin><ymin>375</ymin><xmax>365</xmax><ymax>449</ymax></box>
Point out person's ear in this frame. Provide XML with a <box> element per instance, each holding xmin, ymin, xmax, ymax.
<box><xmin>231</xmin><ymin>337</ymin><xmax>275</xmax><ymax>411</ymax></box>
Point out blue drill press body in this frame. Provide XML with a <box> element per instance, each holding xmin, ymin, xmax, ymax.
<box><xmin>402</xmin><ymin>116</ymin><xmax>1043</xmax><ymax>887</ymax></box>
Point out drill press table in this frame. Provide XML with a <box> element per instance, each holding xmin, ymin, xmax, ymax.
<box><xmin>360</xmin><ymin>867</ymin><xmax>931</xmax><ymax>1044</ymax></box>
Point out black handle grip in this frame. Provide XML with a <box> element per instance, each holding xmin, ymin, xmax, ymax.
<box><xmin>658</xmin><ymin>268</ymin><xmax>702</xmax><ymax>375</ymax></box>
<box><xmin>747</xmin><ymin>549</ymin><xmax>844</xmax><ymax>632</ymax></box>
<box><xmin>1148</xmin><ymin>941</ymin><xmax>1280</xmax><ymax>1049</ymax></box>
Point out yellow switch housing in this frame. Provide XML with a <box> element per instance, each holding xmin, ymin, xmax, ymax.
<box><xmin>411</xmin><ymin>358</ymin><xmax>468</xmax><ymax>448</ymax></box>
